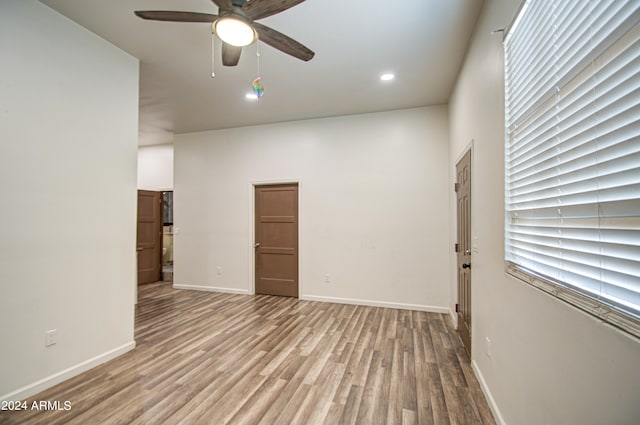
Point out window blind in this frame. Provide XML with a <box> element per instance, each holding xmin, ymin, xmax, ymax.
<box><xmin>504</xmin><ymin>0</ymin><xmax>640</xmax><ymax>337</ymax></box>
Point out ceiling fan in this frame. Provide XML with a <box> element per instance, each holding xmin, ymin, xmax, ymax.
<box><xmin>135</xmin><ymin>0</ymin><xmax>315</xmax><ymax>67</ymax></box>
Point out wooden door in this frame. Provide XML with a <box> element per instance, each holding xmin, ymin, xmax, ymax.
<box><xmin>255</xmin><ymin>184</ymin><xmax>298</xmax><ymax>297</ymax></box>
<box><xmin>456</xmin><ymin>149</ymin><xmax>472</xmax><ymax>355</ymax></box>
<box><xmin>137</xmin><ymin>190</ymin><xmax>162</xmax><ymax>284</ymax></box>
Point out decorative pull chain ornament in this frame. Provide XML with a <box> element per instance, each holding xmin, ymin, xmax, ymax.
<box><xmin>251</xmin><ymin>77</ymin><xmax>264</xmax><ymax>99</ymax></box>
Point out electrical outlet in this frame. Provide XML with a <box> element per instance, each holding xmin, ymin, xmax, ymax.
<box><xmin>324</xmin><ymin>274</ymin><xmax>330</xmax><ymax>283</ymax></box>
<box><xmin>45</xmin><ymin>330</ymin><xmax>57</xmax><ymax>347</ymax></box>
<box><xmin>216</xmin><ymin>266</ymin><xmax>222</xmax><ymax>276</ymax></box>
<box><xmin>485</xmin><ymin>337</ymin><xmax>492</xmax><ymax>358</ymax></box>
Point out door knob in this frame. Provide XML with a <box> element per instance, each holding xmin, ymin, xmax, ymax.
<box><xmin>462</xmin><ymin>263</ymin><xmax>471</xmax><ymax>269</ymax></box>
<box><xmin>465</xmin><ymin>249</ymin><xmax>471</xmax><ymax>255</ymax></box>
<box><xmin>254</xmin><ymin>242</ymin><xmax>260</xmax><ymax>248</ymax></box>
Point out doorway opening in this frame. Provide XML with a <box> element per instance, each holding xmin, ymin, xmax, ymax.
<box><xmin>136</xmin><ymin>190</ymin><xmax>162</xmax><ymax>285</ymax></box>
<box><xmin>162</xmin><ymin>191</ymin><xmax>174</xmax><ymax>282</ymax></box>
<box><xmin>136</xmin><ymin>190</ymin><xmax>173</xmax><ymax>285</ymax></box>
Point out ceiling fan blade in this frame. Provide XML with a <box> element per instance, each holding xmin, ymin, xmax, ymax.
<box><xmin>210</xmin><ymin>0</ymin><xmax>233</xmax><ymax>11</ymax></box>
<box><xmin>243</xmin><ymin>0</ymin><xmax>306</xmax><ymax>20</ymax></box>
<box><xmin>253</xmin><ymin>22</ymin><xmax>314</xmax><ymax>62</ymax></box>
<box><xmin>222</xmin><ymin>43</ymin><xmax>242</xmax><ymax>66</ymax></box>
<box><xmin>134</xmin><ymin>11</ymin><xmax>218</xmax><ymax>23</ymax></box>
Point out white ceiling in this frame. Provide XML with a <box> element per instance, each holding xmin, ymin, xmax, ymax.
<box><xmin>40</xmin><ymin>0</ymin><xmax>483</xmax><ymax>145</ymax></box>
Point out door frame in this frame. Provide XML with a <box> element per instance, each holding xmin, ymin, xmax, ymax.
<box><xmin>248</xmin><ymin>178</ymin><xmax>302</xmax><ymax>296</ymax></box>
<box><xmin>454</xmin><ymin>143</ymin><xmax>473</xmax><ymax>356</ymax></box>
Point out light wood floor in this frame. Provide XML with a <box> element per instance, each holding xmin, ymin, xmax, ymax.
<box><xmin>2</xmin><ymin>282</ymin><xmax>496</xmax><ymax>425</ymax></box>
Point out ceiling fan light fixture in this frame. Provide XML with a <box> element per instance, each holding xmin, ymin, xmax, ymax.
<box><xmin>214</xmin><ymin>16</ymin><xmax>256</xmax><ymax>47</ymax></box>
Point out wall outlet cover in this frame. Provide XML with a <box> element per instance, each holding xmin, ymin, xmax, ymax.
<box><xmin>45</xmin><ymin>330</ymin><xmax>57</xmax><ymax>347</ymax></box>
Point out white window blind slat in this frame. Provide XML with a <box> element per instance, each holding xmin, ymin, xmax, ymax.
<box><xmin>511</xmin><ymin>167</ymin><xmax>640</xmax><ymax>206</ymax></box>
<box><xmin>509</xmin><ymin>216</ymin><xmax>640</xmax><ymax>230</ymax></box>
<box><xmin>509</xmin><ymin>199</ymin><xmax>639</xmax><ymax>219</ymax></box>
<box><xmin>509</xmin><ymin>60</ymin><xmax>640</xmax><ymax>163</ymax></box>
<box><xmin>510</xmin><ymin>144</ymin><xmax>640</xmax><ymax>197</ymax></box>
<box><xmin>505</xmin><ymin>0</ymin><xmax>640</xmax><ymax>337</ymax></box>
<box><xmin>509</xmin><ymin>35</ymin><xmax>640</xmax><ymax>154</ymax></box>
<box><xmin>509</xmin><ymin>61</ymin><xmax>640</xmax><ymax>170</ymax></box>
<box><xmin>509</xmin><ymin>18</ymin><xmax>640</xmax><ymax>151</ymax></box>
<box><xmin>509</xmin><ymin>120</ymin><xmax>640</xmax><ymax>189</ymax></box>
<box><xmin>506</xmin><ymin>238</ymin><xmax>640</xmax><ymax>283</ymax></box>
<box><xmin>509</xmin><ymin>63</ymin><xmax>640</xmax><ymax>171</ymax></box>
<box><xmin>507</xmin><ymin>2</ymin><xmax>640</xmax><ymax>132</ymax></box>
<box><xmin>510</xmin><ymin>222</ymin><xmax>639</xmax><ymax>247</ymax></box>
<box><xmin>508</xmin><ymin>1</ymin><xmax>592</xmax><ymax>123</ymax></box>
<box><xmin>508</xmin><ymin>234</ymin><xmax>640</xmax><ymax>265</ymax></box>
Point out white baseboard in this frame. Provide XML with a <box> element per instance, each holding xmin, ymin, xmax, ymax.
<box><xmin>448</xmin><ymin>308</ymin><xmax>458</xmax><ymax>328</ymax></box>
<box><xmin>300</xmin><ymin>294</ymin><xmax>449</xmax><ymax>314</ymax></box>
<box><xmin>471</xmin><ymin>360</ymin><xmax>506</xmax><ymax>425</ymax></box>
<box><xmin>173</xmin><ymin>283</ymin><xmax>250</xmax><ymax>295</ymax></box>
<box><xmin>1</xmin><ymin>341</ymin><xmax>135</xmax><ymax>403</ymax></box>
<box><xmin>172</xmin><ymin>286</ymin><xmax>445</xmax><ymax>313</ymax></box>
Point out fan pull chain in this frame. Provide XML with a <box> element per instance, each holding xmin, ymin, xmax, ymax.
<box><xmin>256</xmin><ymin>42</ymin><xmax>261</xmax><ymax>77</ymax></box>
<box><xmin>250</xmin><ymin>42</ymin><xmax>264</xmax><ymax>99</ymax></box>
<box><xmin>211</xmin><ymin>30</ymin><xmax>216</xmax><ymax>78</ymax></box>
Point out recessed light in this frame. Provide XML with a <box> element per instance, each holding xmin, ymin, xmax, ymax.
<box><xmin>245</xmin><ymin>93</ymin><xmax>258</xmax><ymax>100</ymax></box>
<box><xmin>380</xmin><ymin>73</ymin><xmax>395</xmax><ymax>81</ymax></box>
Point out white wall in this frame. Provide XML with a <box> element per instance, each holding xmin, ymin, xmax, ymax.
<box><xmin>174</xmin><ymin>107</ymin><xmax>450</xmax><ymax>311</ymax></box>
<box><xmin>138</xmin><ymin>144</ymin><xmax>174</xmax><ymax>191</ymax></box>
<box><xmin>448</xmin><ymin>0</ymin><xmax>640</xmax><ymax>424</ymax></box>
<box><xmin>0</xmin><ymin>0</ymin><xmax>138</xmax><ymax>401</ymax></box>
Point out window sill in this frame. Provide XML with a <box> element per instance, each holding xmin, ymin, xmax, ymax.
<box><xmin>505</xmin><ymin>262</ymin><xmax>640</xmax><ymax>340</ymax></box>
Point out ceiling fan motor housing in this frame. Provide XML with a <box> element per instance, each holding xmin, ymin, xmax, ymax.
<box><xmin>218</xmin><ymin>6</ymin><xmax>253</xmax><ymax>23</ymax></box>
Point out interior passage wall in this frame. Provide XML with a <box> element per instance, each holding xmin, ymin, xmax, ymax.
<box><xmin>0</xmin><ymin>0</ymin><xmax>138</xmax><ymax>401</ymax></box>
<box><xmin>138</xmin><ymin>144</ymin><xmax>174</xmax><ymax>191</ymax></box>
<box><xmin>174</xmin><ymin>107</ymin><xmax>450</xmax><ymax>311</ymax></box>
<box><xmin>448</xmin><ymin>0</ymin><xmax>640</xmax><ymax>424</ymax></box>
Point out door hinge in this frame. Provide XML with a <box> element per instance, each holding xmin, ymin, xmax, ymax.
<box><xmin>455</xmin><ymin>303</ymin><xmax>459</xmax><ymax>313</ymax></box>
<box><xmin>454</xmin><ymin>182</ymin><xmax>460</xmax><ymax>192</ymax></box>
<box><xmin>455</xmin><ymin>243</ymin><xmax>460</xmax><ymax>253</ymax></box>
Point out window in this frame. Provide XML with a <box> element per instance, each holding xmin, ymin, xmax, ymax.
<box><xmin>504</xmin><ymin>0</ymin><xmax>640</xmax><ymax>337</ymax></box>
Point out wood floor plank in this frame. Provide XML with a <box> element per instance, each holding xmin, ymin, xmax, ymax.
<box><xmin>386</xmin><ymin>338</ymin><xmax>404</xmax><ymax>425</ymax></box>
<box><xmin>254</xmin><ymin>376</ymin><xmax>306</xmax><ymax>425</ymax></box>
<box><xmin>402</xmin><ymin>408</ymin><xmax>418</xmax><ymax>425</ymax></box>
<box><xmin>305</xmin><ymin>362</ymin><xmax>345</xmax><ymax>425</ymax></box>
<box><xmin>353</xmin><ymin>350</ymin><xmax>383</xmax><ymax>425</ymax></box>
<box><xmin>337</xmin><ymin>385</ymin><xmax>364</xmax><ymax>425</ymax></box>
<box><xmin>0</xmin><ymin>282</ymin><xmax>497</xmax><ymax>425</ymax></box>
<box><xmin>414</xmin><ymin>336</ymin><xmax>435</xmax><ymax>425</ymax></box>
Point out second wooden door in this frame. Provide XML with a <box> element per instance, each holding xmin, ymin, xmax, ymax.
<box><xmin>255</xmin><ymin>184</ymin><xmax>298</xmax><ymax>297</ymax></box>
<box><xmin>137</xmin><ymin>190</ymin><xmax>162</xmax><ymax>285</ymax></box>
<box><xmin>456</xmin><ymin>150</ymin><xmax>472</xmax><ymax>355</ymax></box>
